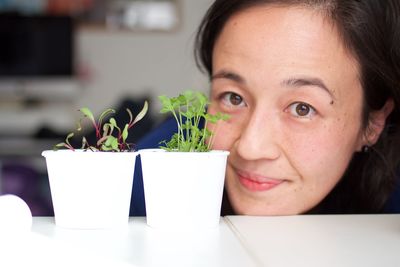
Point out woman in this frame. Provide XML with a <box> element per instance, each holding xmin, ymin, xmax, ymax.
<box><xmin>195</xmin><ymin>0</ymin><xmax>400</xmax><ymax>215</ymax></box>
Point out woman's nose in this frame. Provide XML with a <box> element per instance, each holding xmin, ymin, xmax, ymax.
<box><xmin>235</xmin><ymin>110</ymin><xmax>281</xmax><ymax>161</ymax></box>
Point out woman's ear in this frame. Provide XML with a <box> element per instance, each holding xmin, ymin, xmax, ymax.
<box><xmin>362</xmin><ymin>98</ymin><xmax>394</xmax><ymax>146</ymax></box>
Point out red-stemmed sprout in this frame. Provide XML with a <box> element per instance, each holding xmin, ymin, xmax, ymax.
<box><xmin>54</xmin><ymin>101</ymin><xmax>148</xmax><ymax>152</ymax></box>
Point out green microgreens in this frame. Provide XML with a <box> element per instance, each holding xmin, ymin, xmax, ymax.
<box><xmin>158</xmin><ymin>90</ymin><xmax>229</xmax><ymax>152</ymax></box>
<box><xmin>54</xmin><ymin>101</ymin><xmax>148</xmax><ymax>152</ymax></box>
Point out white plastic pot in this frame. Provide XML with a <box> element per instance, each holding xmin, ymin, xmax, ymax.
<box><xmin>140</xmin><ymin>149</ymin><xmax>229</xmax><ymax>229</ymax></box>
<box><xmin>42</xmin><ymin>150</ymin><xmax>137</xmax><ymax>229</ymax></box>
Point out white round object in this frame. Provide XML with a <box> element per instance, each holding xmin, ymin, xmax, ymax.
<box><xmin>0</xmin><ymin>194</ymin><xmax>32</xmax><ymax>233</ymax></box>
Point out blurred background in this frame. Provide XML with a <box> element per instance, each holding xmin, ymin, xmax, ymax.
<box><xmin>0</xmin><ymin>0</ymin><xmax>213</xmax><ymax>215</ymax></box>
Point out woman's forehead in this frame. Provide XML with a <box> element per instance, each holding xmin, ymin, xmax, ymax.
<box><xmin>213</xmin><ymin>5</ymin><xmax>362</xmax><ymax>103</ymax></box>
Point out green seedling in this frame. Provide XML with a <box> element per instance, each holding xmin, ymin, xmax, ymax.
<box><xmin>54</xmin><ymin>101</ymin><xmax>148</xmax><ymax>152</ymax></box>
<box><xmin>159</xmin><ymin>90</ymin><xmax>229</xmax><ymax>152</ymax></box>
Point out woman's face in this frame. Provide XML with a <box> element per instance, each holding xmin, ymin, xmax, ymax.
<box><xmin>208</xmin><ymin>5</ymin><xmax>366</xmax><ymax>215</ymax></box>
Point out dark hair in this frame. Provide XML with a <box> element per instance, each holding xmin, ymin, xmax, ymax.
<box><xmin>195</xmin><ymin>0</ymin><xmax>400</xmax><ymax>214</ymax></box>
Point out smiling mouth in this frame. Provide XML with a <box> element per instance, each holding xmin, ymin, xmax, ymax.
<box><xmin>236</xmin><ymin>169</ymin><xmax>285</xmax><ymax>192</ymax></box>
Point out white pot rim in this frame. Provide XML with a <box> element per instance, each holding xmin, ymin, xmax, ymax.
<box><xmin>42</xmin><ymin>149</ymin><xmax>138</xmax><ymax>155</ymax></box>
<box><xmin>138</xmin><ymin>148</ymin><xmax>229</xmax><ymax>156</ymax></box>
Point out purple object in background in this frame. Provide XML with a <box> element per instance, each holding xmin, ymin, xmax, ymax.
<box><xmin>1</xmin><ymin>162</ymin><xmax>53</xmax><ymax>216</ymax></box>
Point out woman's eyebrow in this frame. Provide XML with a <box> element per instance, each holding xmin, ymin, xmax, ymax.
<box><xmin>282</xmin><ymin>76</ymin><xmax>336</xmax><ymax>100</ymax></box>
<box><xmin>211</xmin><ymin>70</ymin><xmax>245</xmax><ymax>84</ymax></box>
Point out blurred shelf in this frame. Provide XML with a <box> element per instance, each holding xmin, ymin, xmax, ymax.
<box><xmin>0</xmin><ymin>138</ymin><xmax>58</xmax><ymax>158</ymax></box>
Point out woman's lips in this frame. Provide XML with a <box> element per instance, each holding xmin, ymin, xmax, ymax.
<box><xmin>236</xmin><ymin>170</ymin><xmax>284</xmax><ymax>192</ymax></box>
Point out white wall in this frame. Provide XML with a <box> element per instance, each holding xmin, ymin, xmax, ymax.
<box><xmin>75</xmin><ymin>0</ymin><xmax>214</xmax><ymax>118</ymax></box>
<box><xmin>0</xmin><ymin>0</ymin><xmax>214</xmax><ymax>135</ymax></box>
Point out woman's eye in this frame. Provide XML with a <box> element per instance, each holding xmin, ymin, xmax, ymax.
<box><xmin>220</xmin><ymin>92</ymin><xmax>246</xmax><ymax>107</ymax></box>
<box><xmin>288</xmin><ymin>102</ymin><xmax>316</xmax><ymax>118</ymax></box>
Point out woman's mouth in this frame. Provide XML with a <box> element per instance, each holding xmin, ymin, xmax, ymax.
<box><xmin>236</xmin><ymin>169</ymin><xmax>284</xmax><ymax>192</ymax></box>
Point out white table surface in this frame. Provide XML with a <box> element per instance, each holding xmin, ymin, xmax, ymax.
<box><xmin>2</xmin><ymin>215</ymin><xmax>399</xmax><ymax>267</ymax></box>
<box><xmin>225</xmin><ymin>214</ymin><xmax>400</xmax><ymax>267</ymax></box>
<box><xmin>1</xmin><ymin>217</ymin><xmax>256</xmax><ymax>267</ymax></box>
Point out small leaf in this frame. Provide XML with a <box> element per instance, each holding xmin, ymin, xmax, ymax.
<box><xmin>159</xmin><ymin>95</ymin><xmax>174</xmax><ymax>114</ymax></box>
<box><xmin>126</xmin><ymin>108</ymin><xmax>133</xmax><ymax>124</ymax></box>
<box><xmin>98</xmin><ymin>108</ymin><xmax>115</xmax><ymax>128</ymax></box>
<box><xmin>53</xmin><ymin>143</ymin><xmax>68</xmax><ymax>151</ymax></box>
<box><xmin>220</xmin><ymin>113</ymin><xmax>230</xmax><ymax>121</ymax></box>
<box><xmin>104</xmin><ymin>136</ymin><xmax>113</xmax><ymax>146</ymax></box>
<box><xmin>65</xmin><ymin>132</ymin><xmax>74</xmax><ymax>148</ymax></box>
<box><xmin>122</xmin><ymin>124</ymin><xmax>129</xmax><ymax>142</ymax></box>
<box><xmin>54</xmin><ymin>142</ymin><xmax>65</xmax><ymax>148</ymax></box>
<box><xmin>178</xmin><ymin>94</ymin><xmax>187</xmax><ymax>105</ymax></box>
<box><xmin>111</xmin><ymin>138</ymin><xmax>119</xmax><ymax>150</ymax></box>
<box><xmin>99</xmin><ymin>108</ymin><xmax>115</xmax><ymax>121</ymax></box>
<box><xmin>96</xmin><ymin>135</ymin><xmax>109</xmax><ymax>147</ymax></box>
<box><xmin>204</xmin><ymin>113</ymin><xmax>216</xmax><ymax>124</ymax></box>
<box><xmin>104</xmin><ymin>122</ymin><xmax>114</xmax><ymax>135</ymax></box>
<box><xmin>109</xmin><ymin>118</ymin><xmax>118</xmax><ymax>128</ymax></box>
<box><xmin>81</xmin><ymin>136</ymin><xmax>90</xmax><ymax>149</ymax></box>
<box><xmin>65</xmin><ymin>132</ymin><xmax>74</xmax><ymax>139</ymax></box>
<box><xmin>102</xmin><ymin>123</ymin><xmax>110</xmax><ymax>137</ymax></box>
<box><xmin>132</xmin><ymin>101</ymin><xmax>148</xmax><ymax>125</ymax></box>
<box><xmin>79</xmin><ymin>107</ymin><xmax>95</xmax><ymax>124</ymax></box>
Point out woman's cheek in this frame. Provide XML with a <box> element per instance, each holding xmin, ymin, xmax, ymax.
<box><xmin>210</xmin><ymin>119</ymin><xmax>241</xmax><ymax>150</ymax></box>
<box><xmin>207</xmin><ymin>100</ymin><xmax>247</xmax><ymax>151</ymax></box>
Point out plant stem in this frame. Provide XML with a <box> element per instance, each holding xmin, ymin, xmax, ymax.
<box><xmin>178</xmin><ymin>105</ymin><xmax>185</xmax><ymax>149</ymax></box>
<box><xmin>207</xmin><ymin>120</ymin><xmax>220</xmax><ymax>151</ymax></box>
